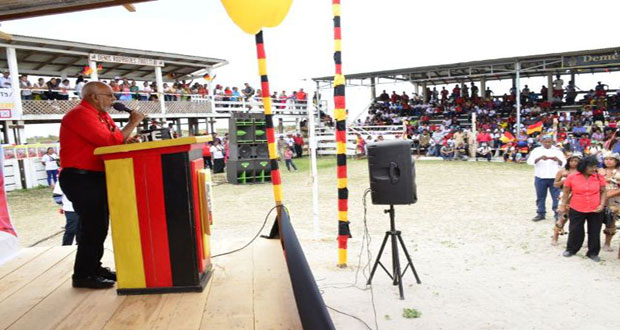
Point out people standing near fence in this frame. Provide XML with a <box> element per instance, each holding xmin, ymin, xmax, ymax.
<box><xmin>41</xmin><ymin>147</ymin><xmax>59</xmax><ymax>187</ymax></box>
<box><xmin>527</xmin><ymin>136</ymin><xmax>566</xmax><ymax>222</ymax></box>
<box><xmin>559</xmin><ymin>156</ymin><xmax>606</xmax><ymax>262</ymax></box>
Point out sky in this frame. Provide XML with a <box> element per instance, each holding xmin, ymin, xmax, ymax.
<box><xmin>3</xmin><ymin>0</ymin><xmax>620</xmax><ymax>137</ymax></box>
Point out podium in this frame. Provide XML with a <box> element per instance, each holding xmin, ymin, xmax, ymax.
<box><xmin>95</xmin><ymin>137</ymin><xmax>213</xmax><ymax>295</ymax></box>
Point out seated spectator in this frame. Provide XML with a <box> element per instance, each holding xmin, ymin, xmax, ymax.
<box><xmin>440</xmin><ymin>141</ymin><xmax>455</xmax><ymax>160</ymax></box>
<box><xmin>477</xmin><ymin>143</ymin><xmax>493</xmax><ymax>162</ymax></box>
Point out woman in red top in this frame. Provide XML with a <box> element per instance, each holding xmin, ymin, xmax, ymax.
<box><xmin>559</xmin><ymin>156</ymin><xmax>607</xmax><ymax>261</ymax></box>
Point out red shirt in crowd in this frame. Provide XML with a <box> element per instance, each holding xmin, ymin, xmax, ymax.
<box><xmin>59</xmin><ymin>100</ymin><xmax>124</xmax><ymax>172</ymax></box>
<box><xmin>564</xmin><ymin>172</ymin><xmax>606</xmax><ymax>213</ymax></box>
<box><xmin>477</xmin><ymin>132</ymin><xmax>492</xmax><ymax>143</ymax></box>
<box><xmin>202</xmin><ymin>142</ymin><xmax>211</xmax><ymax>157</ymax></box>
<box><xmin>293</xmin><ymin>136</ymin><xmax>304</xmax><ymax>145</ymax></box>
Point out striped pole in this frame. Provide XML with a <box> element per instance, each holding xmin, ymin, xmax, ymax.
<box><xmin>333</xmin><ymin>0</ymin><xmax>350</xmax><ymax>268</ymax></box>
<box><xmin>255</xmin><ymin>31</ymin><xmax>284</xmax><ymax>219</ymax></box>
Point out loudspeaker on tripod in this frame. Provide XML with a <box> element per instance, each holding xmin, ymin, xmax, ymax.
<box><xmin>367</xmin><ymin>140</ymin><xmax>417</xmax><ymax>205</ymax></box>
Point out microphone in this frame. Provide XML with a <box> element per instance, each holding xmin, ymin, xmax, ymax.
<box><xmin>112</xmin><ymin>102</ymin><xmax>133</xmax><ymax>113</ymax></box>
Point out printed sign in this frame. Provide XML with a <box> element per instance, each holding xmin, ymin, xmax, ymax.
<box><xmin>0</xmin><ymin>88</ymin><xmax>14</xmax><ymax>119</ymax></box>
<box><xmin>89</xmin><ymin>53</ymin><xmax>164</xmax><ymax>67</ymax></box>
<box><xmin>563</xmin><ymin>53</ymin><xmax>620</xmax><ymax>68</ymax></box>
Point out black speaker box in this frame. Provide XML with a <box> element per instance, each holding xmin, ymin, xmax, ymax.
<box><xmin>226</xmin><ymin>158</ymin><xmax>272</xmax><ymax>184</ymax></box>
<box><xmin>367</xmin><ymin>140</ymin><xmax>417</xmax><ymax>205</ymax></box>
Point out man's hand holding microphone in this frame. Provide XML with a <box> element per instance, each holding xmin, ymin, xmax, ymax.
<box><xmin>113</xmin><ymin>102</ymin><xmax>146</xmax><ymax>143</ymax></box>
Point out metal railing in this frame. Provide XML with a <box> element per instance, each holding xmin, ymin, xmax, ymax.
<box><xmin>18</xmin><ymin>94</ymin><xmax>308</xmax><ymax>117</ymax></box>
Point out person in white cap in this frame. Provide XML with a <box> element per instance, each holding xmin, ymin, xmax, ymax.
<box><xmin>527</xmin><ymin>135</ymin><xmax>566</xmax><ymax>221</ymax></box>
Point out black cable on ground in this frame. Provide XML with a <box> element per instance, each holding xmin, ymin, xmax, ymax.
<box><xmin>211</xmin><ymin>204</ymin><xmax>279</xmax><ymax>258</ymax></box>
<box><xmin>322</xmin><ymin>188</ymin><xmax>379</xmax><ymax>330</ymax></box>
<box><xmin>28</xmin><ymin>230</ymin><xmax>64</xmax><ymax>247</ymax></box>
<box><xmin>326</xmin><ymin>305</ymin><xmax>373</xmax><ymax>330</ymax></box>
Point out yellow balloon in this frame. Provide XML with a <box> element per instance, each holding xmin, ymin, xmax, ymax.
<box><xmin>221</xmin><ymin>0</ymin><xmax>293</xmax><ymax>35</ymax></box>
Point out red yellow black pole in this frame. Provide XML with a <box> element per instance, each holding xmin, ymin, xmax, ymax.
<box><xmin>333</xmin><ymin>0</ymin><xmax>350</xmax><ymax>267</ymax></box>
<box><xmin>255</xmin><ymin>31</ymin><xmax>284</xmax><ymax>222</ymax></box>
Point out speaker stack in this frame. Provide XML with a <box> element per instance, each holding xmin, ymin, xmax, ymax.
<box><xmin>226</xmin><ymin>113</ymin><xmax>272</xmax><ymax>184</ymax></box>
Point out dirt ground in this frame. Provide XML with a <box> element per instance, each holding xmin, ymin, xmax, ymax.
<box><xmin>8</xmin><ymin>158</ymin><xmax>620</xmax><ymax>330</ymax></box>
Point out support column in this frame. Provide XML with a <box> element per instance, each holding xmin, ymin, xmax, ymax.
<box><xmin>480</xmin><ymin>78</ymin><xmax>486</xmax><ymax>99</ymax></box>
<box><xmin>413</xmin><ymin>83</ymin><xmax>419</xmax><ymax>96</ymax></box>
<box><xmin>547</xmin><ymin>73</ymin><xmax>554</xmax><ymax>102</ymax></box>
<box><xmin>155</xmin><ymin>66</ymin><xmax>166</xmax><ymax>118</ymax></box>
<box><xmin>209</xmin><ymin>118</ymin><xmax>215</xmax><ymax>134</ymax></box>
<box><xmin>422</xmin><ymin>82</ymin><xmax>428</xmax><ymax>103</ymax></box>
<box><xmin>176</xmin><ymin>118</ymin><xmax>182</xmax><ymax>137</ymax></box>
<box><xmin>370</xmin><ymin>77</ymin><xmax>376</xmax><ymax>101</ymax></box>
<box><xmin>89</xmin><ymin>60</ymin><xmax>99</xmax><ymax>81</ymax></box>
<box><xmin>570</xmin><ymin>71</ymin><xmax>575</xmax><ymax>85</ymax></box>
<box><xmin>6</xmin><ymin>47</ymin><xmax>23</xmax><ymax>121</ymax></box>
<box><xmin>515</xmin><ymin>62</ymin><xmax>521</xmax><ymax>139</ymax></box>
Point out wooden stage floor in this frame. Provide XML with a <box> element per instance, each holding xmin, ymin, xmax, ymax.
<box><xmin>0</xmin><ymin>239</ymin><xmax>302</xmax><ymax>330</ymax></box>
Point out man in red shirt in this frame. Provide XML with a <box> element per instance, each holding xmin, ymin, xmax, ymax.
<box><xmin>293</xmin><ymin>133</ymin><xmax>304</xmax><ymax>158</ymax></box>
<box><xmin>59</xmin><ymin>81</ymin><xmax>144</xmax><ymax>289</ymax></box>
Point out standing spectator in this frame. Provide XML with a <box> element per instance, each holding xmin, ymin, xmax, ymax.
<box><xmin>210</xmin><ymin>140</ymin><xmax>225</xmax><ymax>173</ymax></box>
<box><xmin>355</xmin><ymin>133</ymin><xmax>366</xmax><ymax>159</ymax></box>
<box><xmin>140</xmin><ymin>81</ymin><xmax>152</xmax><ymax>101</ymax></box>
<box><xmin>53</xmin><ymin>183</ymin><xmax>80</xmax><ymax>246</ymax></box>
<box><xmin>241</xmin><ymin>82</ymin><xmax>255</xmax><ymax>101</ymax></box>
<box><xmin>0</xmin><ymin>71</ymin><xmax>11</xmax><ymax>88</ymax></box>
<box><xmin>284</xmin><ymin>146</ymin><xmax>298</xmax><ymax>171</ymax></box>
<box><xmin>598</xmin><ymin>152</ymin><xmax>620</xmax><ymax>252</ymax></box>
<box><xmin>58</xmin><ymin>79</ymin><xmax>71</xmax><ymax>100</ymax></box>
<box><xmin>277</xmin><ymin>135</ymin><xmax>287</xmax><ymax>160</ymax></box>
<box><xmin>527</xmin><ymin>136</ymin><xmax>566</xmax><ymax>221</ymax></box>
<box><xmin>75</xmin><ymin>76</ymin><xmax>86</xmax><ymax>99</ymax></box>
<box><xmin>19</xmin><ymin>75</ymin><xmax>32</xmax><ymax>100</ymax></box>
<box><xmin>559</xmin><ymin>156</ymin><xmax>606</xmax><ymax>262</ymax></box>
<box><xmin>41</xmin><ymin>147</ymin><xmax>59</xmax><ymax>187</ymax></box>
<box><xmin>553</xmin><ymin>74</ymin><xmax>564</xmax><ymax>101</ymax></box>
<box><xmin>129</xmin><ymin>81</ymin><xmax>139</xmax><ymax>100</ymax></box>
<box><xmin>46</xmin><ymin>78</ymin><xmax>59</xmax><ymax>100</ymax></box>
<box><xmin>552</xmin><ymin>152</ymin><xmax>581</xmax><ymax>246</ymax></box>
<box><xmin>293</xmin><ymin>133</ymin><xmax>304</xmax><ymax>158</ymax></box>
<box><xmin>202</xmin><ymin>141</ymin><xmax>212</xmax><ymax>169</ymax></box>
<box><xmin>33</xmin><ymin>78</ymin><xmax>45</xmax><ymax>100</ymax></box>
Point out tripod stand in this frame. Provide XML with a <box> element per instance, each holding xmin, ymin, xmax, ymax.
<box><xmin>367</xmin><ymin>205</ymin><xmax>421</xmax><ymax>300</ymax></box>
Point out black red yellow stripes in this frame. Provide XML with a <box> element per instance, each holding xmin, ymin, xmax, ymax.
<box><xmin>333</xmin><ymin>0</ymin><xmax>350</xmax><ymax>267</ymax></box>
<box><xmin>255</xmin><ymin>30</ymin><xmax>284</xmax><ymax>206</ymax></box>
<box><xmin>101</xmin><ymin>144</ymin><xmax>212</xmax><ymax>294</ymax></box>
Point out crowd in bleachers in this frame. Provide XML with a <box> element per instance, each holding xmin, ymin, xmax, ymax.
<box><xmin>6</xmin><ymin>72</ymin><xmax>309</xmax><ymax>106</ymax></box>
<box><xmin>363</xmin><ymin>78</ymin><xmax>620</xmax><ymax>162</ymax></box>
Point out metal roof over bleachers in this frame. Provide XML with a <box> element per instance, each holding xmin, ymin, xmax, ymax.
<box><xmin>0</xmin><ymin>34</ymin><xmax>227</xmax><ymax>81</ymax></box>
<box><xmin>313</xmin><ymin>46</ymin><xmax>620</xmax><ymax>86</ymax></box>
<box><xmin>0</xmin><ymin>0</ymin><xmax>154</xmax><ymax>20</ymax></box>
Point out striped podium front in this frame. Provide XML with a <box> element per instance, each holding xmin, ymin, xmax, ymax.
<box><xmin>95</xmin><ymin>137</ymin><xmax>213</xmax><ymax>295</ymax></box>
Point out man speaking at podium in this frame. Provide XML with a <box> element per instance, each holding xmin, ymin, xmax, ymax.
<box><xmin>59</xmin><ymin>81</ymin><xmax>144</xmax><ymax>289</ymax></box>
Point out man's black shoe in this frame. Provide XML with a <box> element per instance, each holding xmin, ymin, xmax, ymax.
<box><xmin>532</xmin><ymin>215</ymin><xmax>545</xmax><ymax>222</ymax></box>
<box><xmin>98</xmin><ymin>267</ymin><xmax>117</xmax><ymax>281</ymax></box>
<box><xmin>562</xmin><ymin>251</ymin><xmax>574</xmax><ymax>257</ymax></box>
<box><xmin>72</xmin><ymin>276</ymin><xmax>115</xmax><ymax>289</ymax></box>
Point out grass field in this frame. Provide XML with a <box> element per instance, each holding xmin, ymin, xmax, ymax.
<box><xmin>6</xmin><ymin>158</ymin><xmax>620</xmax><ymax>330</ymax></box>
